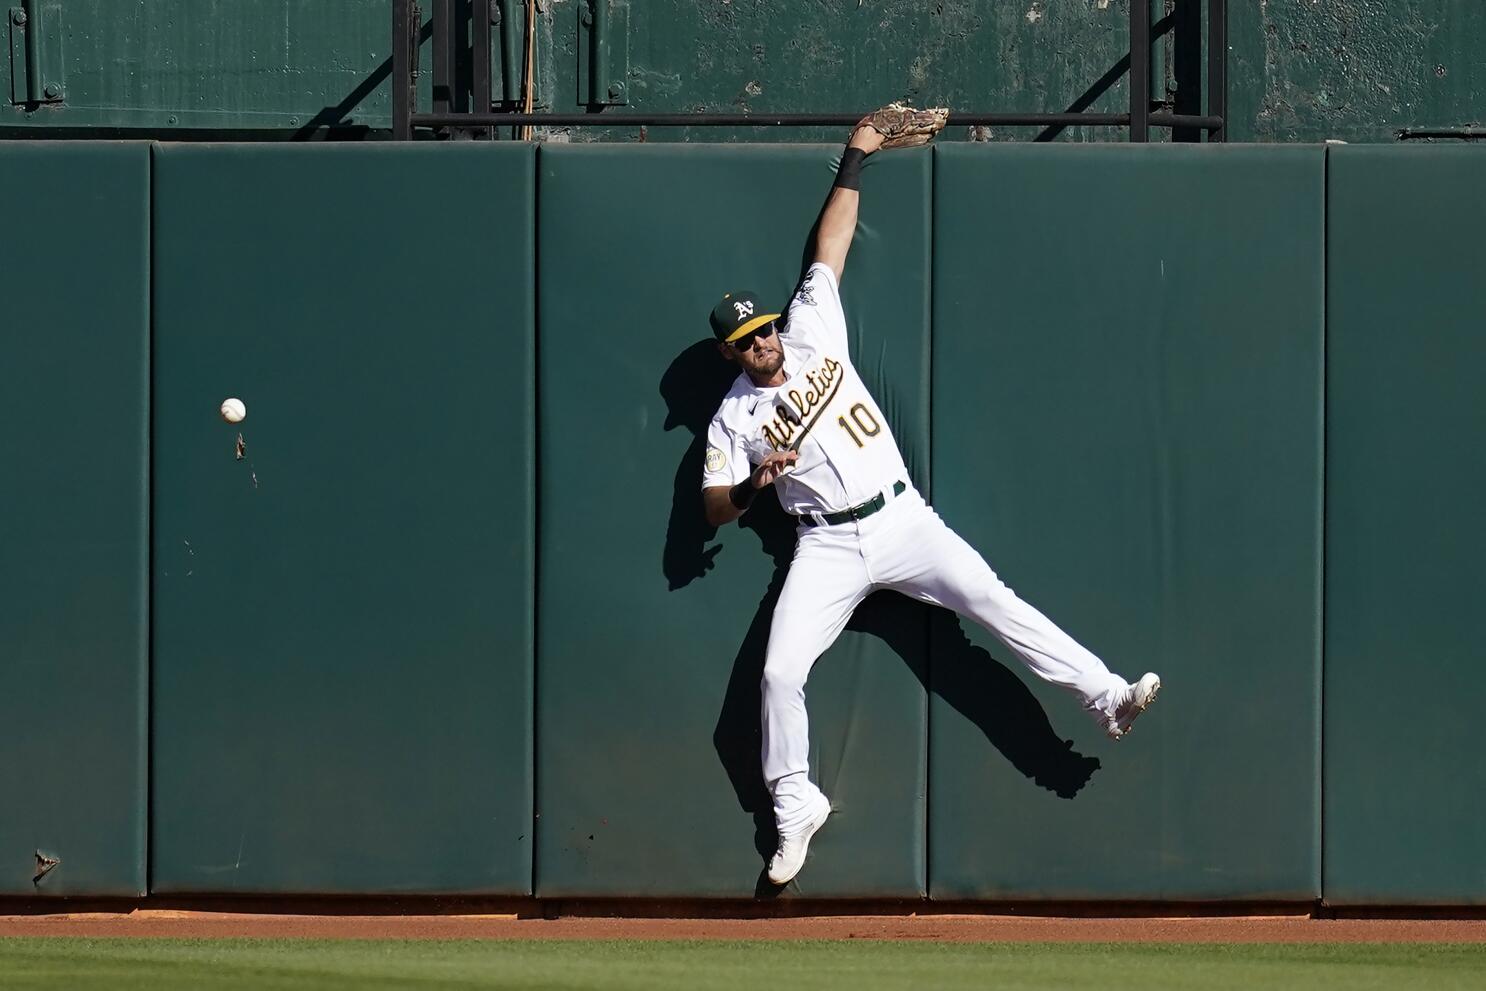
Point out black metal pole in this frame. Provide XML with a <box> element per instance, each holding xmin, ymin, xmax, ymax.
<box><xmin>472</xmin><ymin>0</ymin><xmax>492</xmax><ymax>135</ymax></box>
<box><xmin>411</xmin><ymin>112</ymin><xmax>1163</xmax><ymax>128</ymax></box>
<box><xmin>432</xmin><ymin>0</ymin><xmax>453</xmax><ymax>118</ymax></box>
<box><xmin>1147</xmin><ymin>0</ymin><xmax>1163</xmax><ymax>110</ymax></box>
<box><xmin>408</xmin><ymin>111</ymin><xmax>1223</xmax><ymax>130</ymax></box>
<box><xmin>1170</xmin><ymin>0</ymin><xmax>1202</xmax><ymax>142</ymax></box>
<box><xmin>1397</xmin><ymin>128</ymin><xmax>1486</xmax><ymax>141</ymax></box>
<box><xmin>1130</xmin><ymin>0</ymin><xmax>1150</xmax><ymax>142</ymax></box>
<box><xmin>392</xmin><ymin>0</ymin><xmax>411</xmax><ymax>140</ymax></box>
<box><xmin>1208</xmin><ymin>0</ymin><xmax>1227</xmax><ymax>141</ymax></box>
<box><xmin>472</xmin><ymin>0</ymin><xmax>491</xmax><ymax>110</ymax></box>
<box><xmin>1153</xmin><ymin>113</ymin><xmax>1222</xmax><ymax>129</ymax></box>
<box><xmin>453</xmin><ymin>0</ymin><xmax>470</xmax><ymax>116</ymax></box>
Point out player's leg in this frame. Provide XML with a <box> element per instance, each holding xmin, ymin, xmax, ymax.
<box><xmin>877</xmin><ymin>503</ymin><xmax>1129</xmax><ymax>722</ymax></box>
<box><xmin>761</xmin><ymin>527</ymin><xmax>872</xmax><ymax>836</ymax></box>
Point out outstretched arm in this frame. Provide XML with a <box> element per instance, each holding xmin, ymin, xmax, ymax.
<box><xmin>812</xmin><ymin>125</ymin><xmax>885</xmax><ymax>284</ymax></box>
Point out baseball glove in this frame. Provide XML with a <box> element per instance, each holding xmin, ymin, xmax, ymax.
<box><xmin>857</xmin><ymin>101</ymin><xmax>950</xmax><ymax>149</ymax></box>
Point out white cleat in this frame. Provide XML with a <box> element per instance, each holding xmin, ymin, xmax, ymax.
<box><xmin>767</xmin><ymin>795</ymin><xmax>832</xmax><ymax>886</ymax></box>
<box><xmin>1106</xmin><ymin>672</ymin><xmax>1161</xmax><ymax>740</ymax></box>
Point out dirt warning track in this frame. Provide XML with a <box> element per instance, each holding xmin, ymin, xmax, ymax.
<box><xmin>2</xmin><ymin>912</ymin><xmax>1485</xmax><ymax>942</ymax></box>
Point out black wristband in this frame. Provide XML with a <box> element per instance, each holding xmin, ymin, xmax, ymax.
<box><xmin>729</xmin><ymin>479</ymin><xmax>758</xmax><ymax>511</ymax></box>
<box><xmin>834</xmin><ymin>147</ymin><xmax>866</xmax><ymax>191</ymax></box>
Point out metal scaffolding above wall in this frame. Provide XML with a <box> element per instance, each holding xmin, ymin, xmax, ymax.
<box><xmin>390</xmin><ymin>0</ymin><xmax>1228</xmax><ymax>143</ymax></box>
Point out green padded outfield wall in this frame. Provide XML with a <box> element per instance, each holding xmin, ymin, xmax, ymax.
<box><xmin>1324</xmin><ymin>146</ymin><xmax>1486</xmax><ymax>905</ymax></box>
<box><xmin>151</xmin><ymin>144</ymin><xmax>535</xmax><ymax>893</ymax></box>
<box><xmin>537</xmin><ymin>146</ymin><xmax>931</xmax><ymax>897</ymax></box>
<box><xmin>0</xmin><ymin>143</ymin><xmax>149</xmax><ymax>896</ymax></box>
<box><xmin>928</xmin><ymin>145</ymin><xmax>1324</xmax><ymax>900</ymax></box>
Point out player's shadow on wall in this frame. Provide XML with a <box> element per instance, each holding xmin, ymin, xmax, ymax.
<box><xmin>661</xmin><ymin>343</ymin><xmax>1102</xmax><ymax>896</ymax></box>
<box><xmin>661</xmin><ymin>340</ymin><xmax>744</xmax><ymax>591</ymax></box>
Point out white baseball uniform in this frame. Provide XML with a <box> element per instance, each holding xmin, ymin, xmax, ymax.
<box><xmin>704</xmin><ymin>263</ymin><xmax>1131</xmax><ymax>837</ymax></box>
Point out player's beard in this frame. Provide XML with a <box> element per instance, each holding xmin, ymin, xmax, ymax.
<box><xmin>746</xmin><ymin>342</ymin><xmax>784</xmax><ymax>378</ymax></box>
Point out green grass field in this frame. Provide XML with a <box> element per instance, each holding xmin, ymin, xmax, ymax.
<box><xmin>2</xmin><ymin>939</ymin><xmax>1484</xmax><ymax>991</ymax></box>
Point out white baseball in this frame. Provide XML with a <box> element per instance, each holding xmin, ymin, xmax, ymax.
<box><xmin>220</xmin><ymin>397</ymin><xmax>247</xmax><ymax>423</ymax></box>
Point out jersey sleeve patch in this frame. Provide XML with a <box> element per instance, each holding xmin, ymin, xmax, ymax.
<box><xmin>792</xmin><ymin>276</ymin><xmax>818</xmax><ymax>308</ymax></box>
<box><xmin>705</xmin><ymin>447</ymin><xmax>728</xmax><ymax>473</ymax></box>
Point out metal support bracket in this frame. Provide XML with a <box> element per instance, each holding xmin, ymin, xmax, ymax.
<box><xmin>495</xmin><ymin>0</ymin><xmax>520</xmax><ymax>105</ymax></box>
<box><xmin>577</xmin><ymin>0</ymin><xmax>628</xmax><ymax>107</ymax></box>
<box><xmin>8</xmin><ymin>1</ymin><xmax>65</xmax><ymax>106</ymax></box>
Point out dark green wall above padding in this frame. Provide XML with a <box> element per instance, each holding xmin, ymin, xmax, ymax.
<box><xmin>928</xmin><ymin>144</ymin><xmax>1325</xmax><ymax>900</ymax></box>
<box><xmin>535</xmin><ymin>145</ymin><xmax>932</xmax><ymax>897</ymax></box>
<box><xmin>0</xmin><ymin>142</ymin><xmax>150</xmax><ymax>896</ymax></box>
<box><xmin>1323</xmin><ymin>145</ymin><xmax>1486</xmax><ymax>906</ymax></box>
<box><xmin>2</xmin><ymin>1</ymin><xmax>409</xmax><ymax>132</ymax></box>
<box><xmin>149</xmin><ymin>143</ymin><xmax>536</xmax><ymax>894</ymax></box>
<box><xmin>1233</xmin><ymin>2</ymin><xmax>1486</xmax><ymax>143</ymax></box>
<box><xmin>3</xmin><ymin>2</ymin><xmax>1483</xmax><ymax>142</ymax></box>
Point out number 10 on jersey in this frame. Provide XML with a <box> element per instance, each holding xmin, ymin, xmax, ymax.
<box><xmin>838</xmin><ymin>402</ymin><xmax>882</xmax><ymax>447</ymax></box>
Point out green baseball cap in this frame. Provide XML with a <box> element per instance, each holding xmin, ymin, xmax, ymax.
<box><xmin>709</xmin><ymin>290</ymin><xmax>781</xmax><ymax>344</ymax></box>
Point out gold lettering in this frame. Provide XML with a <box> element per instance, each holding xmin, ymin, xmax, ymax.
<box><xmin>757</xmin><ymin>356</ymin><xmax>847</xmax><ymax>452</ymax></box>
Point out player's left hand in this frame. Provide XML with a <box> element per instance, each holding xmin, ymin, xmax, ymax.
<box><xmin>848</xmin><ymin>124</ymin><xmax>886</xmax><ymax>155</ymax></box>
<box><xmin>855</xmin><ymin>102</ymin><xmax>949</xmax><ymax>150</ymax></box>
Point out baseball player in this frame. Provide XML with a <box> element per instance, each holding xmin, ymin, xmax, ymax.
<box><xmin>701</xmin><ymin>106</ymin><xmax>1162</xmax><ymax>886</ymax></box>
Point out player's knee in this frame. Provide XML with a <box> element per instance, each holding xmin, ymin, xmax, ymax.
<box><xmin>760</xmin><ymin>660</ymin><xmax>808</xmax><ymax>697</ymax></box>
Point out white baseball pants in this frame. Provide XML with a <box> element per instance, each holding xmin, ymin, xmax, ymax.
<box><xmin>761</xmin><ymin>486</ymin><xmax>1130</xmax><ymax>836</ymax></box>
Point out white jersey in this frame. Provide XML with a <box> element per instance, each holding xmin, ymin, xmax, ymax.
<box><xmin>702</xmin><ymin>263</ymin><xmax>910</xmax><ymax>517</ymax></box>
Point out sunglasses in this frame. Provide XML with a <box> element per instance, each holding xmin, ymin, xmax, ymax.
<box><xmin>731</xmin><ymin>322</ymin><xmax>778</xmax><ymax>352</ymax></box>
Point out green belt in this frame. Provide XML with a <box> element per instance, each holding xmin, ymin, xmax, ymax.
<box><xmin>803</xmin><ymin>481</ymin><xmax>907</xmax><ymax>527</ymax></box>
